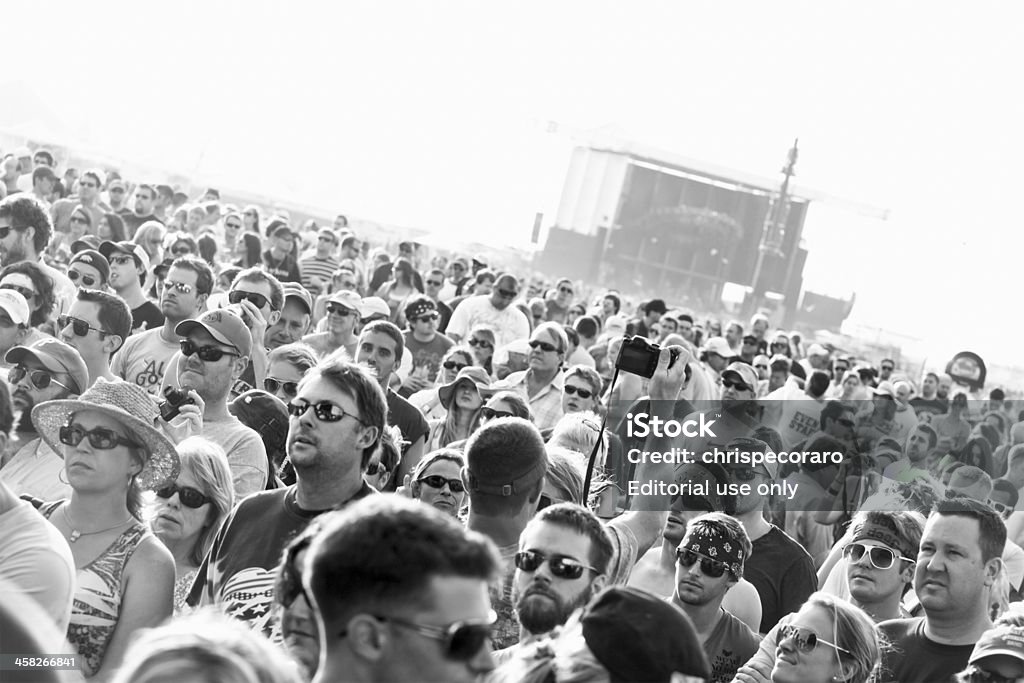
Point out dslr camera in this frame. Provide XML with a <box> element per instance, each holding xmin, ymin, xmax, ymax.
<box><xmin>615</xmin><ymin>335</ymin><xmax>680</xmax><ymax>379</ymax></box>
<box><xmin>159</xmin><ymin>386</ymin><xmax>195</xmax><ymax>422</ymax></box>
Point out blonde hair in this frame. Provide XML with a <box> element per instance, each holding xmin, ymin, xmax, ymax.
<box><xmin>172</xmin><ymin>438</ymin><xmax>234</xmax><ymax>566</ymax></box>
<box><xmin>805</xmin><ymin>593</ymin><xmax>881</xmax><ymax>683</ymax></box>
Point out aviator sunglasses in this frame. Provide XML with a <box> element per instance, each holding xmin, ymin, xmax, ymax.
<box><xmin>675</xmin><ymin>547</ymin><xmax>728</xmax><ymax>578</ymax></box>
<box><xmin>515</xmin><ymin>549</ymin><xmax>597</xmax><ymax>580</ymax></box>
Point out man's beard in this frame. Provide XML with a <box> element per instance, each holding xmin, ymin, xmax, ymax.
<box><xmin>1</xmin><ymin>239</ymin><xmax>27</xmax><ymax>267</ymax></box>
<box><xmin>514</xmin><ymin>581</ymin><xmax>594</xmax><ymax>636</ymax></box>
<box><xmin>13</xmin><ymin>390</ymin><xmax>35</xmax><ymax>432</ymax></box>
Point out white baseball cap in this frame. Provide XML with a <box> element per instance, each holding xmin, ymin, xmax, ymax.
<box><xmin>0</xmin><ymin>289</ymin><xmax>29</xmax><ymax>326</ymax></box>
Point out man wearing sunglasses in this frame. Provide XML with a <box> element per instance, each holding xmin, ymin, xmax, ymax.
<box><xmin>303</xmin><ymin>289</ymin><xmax>361</xmax><ymax>360</ymax></box>
<box><xmin>445</xmin><ymin>273</ymin><xmax>529</xmax><ymax>349</ymax></box>
<box><xmin>299</xmin><ymin>228</ymin><xmax>340</xmax><ymax>296</ymax></box>
<box><xmin>422</xmin><ymin>267</ymin><xmax>453</xmax><ymax>332</ymax></box>
<box><xmin>669</xmin><ymin>512</ymin><xmax>759</xmax><ymax>683</ymax></box>
<box><xmin>189</xmin><ymin>356</ymin><xmax>386</xmax><ymax>639</ymax></box>
<box><xmin>307</xmin><ymin>495</ymin><xmax>500</xmax><ymax>683</ymax></box>
<box><xmin>111</xmin><ymin>256</ymin><xmax>211</xmax><ymax>396</ymax></box>
<box><xmin>220</xmin><ymin>267</ymin><xmax>284</xmax><ymax>396</ymax></box>
<box><xmin>0</xmin><ymin>338</ymin><xmax>88</xmax><ymax>501</ymax></box>
<box><xmin>102</xmin><ymin>240</ymin><xmax>163</xmax><ymax>333</ymax></box>
<box><xmin>58</xmin><ymin>289</ymin><xmax>132</xmax><ymax>388</ymax></box>
<box><xmin>492</xmin><ymin>322</ymin><xmax>567</xmax><ymax>431</ymax></box>
<box><xmin>398</xmin><ymin>296</ymin><xmax>453</xmax><ymax>398</ymax></box>
<box><xmin>66</xmin><ymin>250</ymin><xmax>110</xmax><ymax>291</ymax></box>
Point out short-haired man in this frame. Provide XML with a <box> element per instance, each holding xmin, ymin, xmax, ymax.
<box><xmin>883</xmin><ymin>423</ymin><xmax>937</xmax><ymax>482</ymax></box>
<box><xmin>101</xmin><ymin>240</ymin><xmax>164</xmax><ymax>333</ymax></box>
<box><xmin>544</xmin><ymin>277</ymin><xmax>575</xmax><ymax>324</ymax></box>
<box><xmin>877</xmin><ymin>497</ymin><xmax>1006</xmax><ymax>682</ymax></box>
<box><xmin>174</xmin><ymin>309</ymin><xmax>269</xmax><ymax>496</ymax></box>
<box><xmin>0</xmin><ymin>339</ymin><xmax>88</xmax><ymax>501</ymax></box>
<box><xmin>879</xmin><ymin>357</ymin><xmax>895</xmax><ymax>382</ymax></box>
<box><xmin>111</xmin><ymin>255</ymin><xmax>211</xmax><ymax>395</ymax></box>
<box><xmin>189</xmin><ymin>356</ymin><xmax>386</xmax><ymax>638</ymax></box>
<box><xmin>670</xmin><ymin>512</ymin><xmax>759</xmax><ymax>683</ymax></box>
<box><xmin>355</xmin><ymin>320</ymin><xmax>428</xmax><ymax>482</ymax></box>
<box><xmin>422</xmin><ymin>267</ymin><xmax>453</xmax><ymax>332</ymax></box>
<box><xmin>493</xmin><ymin>321</ymin><xmax>567</xmax><ymax>431</ymax></box>
<box><xmin>122</xmin><ymin>183</ymin><xmax>163</xmax><ymax>237</ymax></box>
<box><xmin>29</xmin><ymin>166</ymin><xmax>58</xmax><ymax>208</ymax></box>
<box><xmin>631</xmin><ymin>298</ymin><xmax>666</xmax><ymax>339</ymax></box>
<box><xmin>306</xmin><ymin>495</ymin><xmax>500</xmax><ymax>683</ymax></box>
<box><xmin>303</xmin><ymin>290</ymin><xmax>361</xmax><ymax>359</ymax></box>
<box><xmin>265</xmin><ymin>282</ymin><xmax>312</xmax><ymax>350</ymax></box>
<box><xmin>262</xmin><ymin>220</ymin><xmax>301</xmax><ymax>283</ymax></box>
<box><xmin>51</xmin><ymin>168</ymin><xmax>111</xmax><ymax>233</ymax></box>
<box><xmin>0</xmin><ymin>195</ymin><xmax>75</xmax><ymax>316</ymax></box>
<box><xmin>445</xmin><ymin>273</ymin><xmax>529</xmax><ymax>348</ymax></box>
<box><xmin>299</xmin><ymin>228</ymin><xmax>340</xmax><ymax>296</ymax></box>
<box><xmin>58</xmin><ymin>288</ymin><xmax>132</xmax><ymax>387</ymax></box>
<box><xmin>399</xmin><ymin>296</ymin><xmax>453</xmax><ymax>398</ymax></box>
<box><xmin>15</xmin><ymin>149</ymin><xmax>54</xmax><ymax>194</ymax></box>
<box><xmin>910</xmin><ymin>372</ymin><xmax>948</xmax><ymax>418</ymax></box>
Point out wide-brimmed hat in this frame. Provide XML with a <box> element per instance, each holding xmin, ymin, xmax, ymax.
<box><xmin>32</xmin><ymin>378</ymin><xmax>180</xmax><ymax>490</ymax></box>
<box><xmin>438</xmin><ymin>366</ymin><xmax>494</xmax><ymax>409</ymax></box>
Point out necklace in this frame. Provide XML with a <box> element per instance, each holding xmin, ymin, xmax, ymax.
<box><xmin>61</xmin><ymin>505</ymin><xmax>133</xmax><ymax>543</ymax></box>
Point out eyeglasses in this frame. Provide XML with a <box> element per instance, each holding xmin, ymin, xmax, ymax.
<box><xmin>514</xmin><ymin>549</ymin><xmax>596</xmax><ymax>580</ymax></box>
<box><xmin>225</xmin><ymin>223</ymin><xmax>242</xmax><ymax>231</ymax></box>
<box><xmin>9</xmin><ymin>365</ymin><xmax>71</xmax><ymax>391</ymax></box>
<box><xmin>0</xmin><ymin>284</ymin><xmax>34</xmax><ymax>301</ymax></box>
<box><xmin>881</xmin><ymin>365</ymin><xmax>894</xmax><ymax>372</ymax></box>
<box><xmin>180</xmin><ymin>340</ymin><xmax>238</xmax><ymax>362</ymax></box>
<box><xmin>755</xmin><ymin>364</ymin><xmax>769</xmax><ymax>371</ymax></box>
<box><xmin>468</xmin><ymin>337</ymin><xmax>492</xmax><ymax>349</ymax></box>
<box><xmin>288</xmin><ymin>399</ymin><xmax>365</xmax><ymax>425</ymax></box>
<box><xmin>59</xmin><ymin>423</ymin><xmax>139</xmax><ymax>450</ymax></box>
<box><xmin>563</xmin><ymin>385</ymin><xmax>593</xmax><ymax>399</ymax></box>
<box><xmin>843</xmin><ymin>542</ymin><xmax>914</xmax><ymax>570</ymax></box>
<box><xmin>528</xmin><ymin>339</ymin><xmax>560</xmax><ymax>353</ymax></box>
<box><xmin>264</xmin><ymin>377</ymin><xmax>299</xmax><ymax>398</ymax></box>
<box><xmin>58</xmin><ymin>315</ymin><xmax>107</xmax><ymax>337</ymax></box>
<box><xmin>991</xmin><ymin>500</ymin><xmax>1013</xmax><ymax>519</ymax></box>
<box><xmin>326</xmin><ymin>304</ymin><xmax>354</xmax><ymax>317</ymax></box>
<box><xmin>425</xmin><ymin>280</ymin><xmax>443</xmax><ymax>287</ymax></box>
<box><xmin>481</xmin><ymin>406</ymin><xmax>513</xmax><ymax>420</ymax></box>
<box><xmin>675</xmin><ymin>547</ymin><xmax>729</xmax><ymax>578</ymax></box>
<box><xmin>414</xmin><ymin>313</ymin><xmax>439</xmax><ymax>323</ymax></box>
<box><xmin>67</xmin><ymin>270</ymin><xmax>99</xmax><ymax>287</ymax></box>
<box><xmin>721</xmin><ymin>378</ymin><xmax>752</xmax><ymax>392</ymax></box>
<box><xmin>155</xmin><ymin>483</ymin><xmax>210</xmax><ymax>509</ymax></box>
<box><xmin>558</xmin><ymin>286</ymin><xmax>573</xmax><ymax>295</ymax></box>
<box><xmin>496</xmin><ymin>288</ymin><xmax>517</xmax><ymax>299</ymax></box>
<box><xmin>228</xmin><ymin>290</ymin><xmax>271</xmax><ymax>310</ymax></box>
<box><xmin>163</xmin><ymin>280</ymin><xmax>194</xmax><ymax>294</ymax></box>
<box><xmin>442</xmin><ymin>360</ymin><xmax>469</xmax><ymax>371</ymax></box>
<box><xmin>365</xmin><ymin>461</ymin><xmax>388</xmax><ymax>477</ymax></box>
<box><xmin>109</xmin><ymin>255</ymin><xmax>135</xmax><ymax>267</ymax></box>
<box><xmin>418</xmin><ymin>474</ymin><xmax>466</xmax><ymax>493</ymax></box>
<box><xmin>69</xmin><ymin>215</ymin><xmax>89</xmax><ymax>225</ymax></box>
<box><xmin>171</xmin><ymin>246</ymin><xmax>192</xmax><ymax>255</ymax></box>
<box><xmin>365</xmin><ymin>612</ymin><xmax>495</xmax><ymax>661</ymax></box>
<box><xmin>778</xmin><ymin>624</ymin><xmax>851</xmax><ymax>656</ymax></box>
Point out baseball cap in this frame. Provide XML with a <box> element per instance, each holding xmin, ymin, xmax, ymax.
<box><xmin>317</xmin><ymin>228</ymin><xmax>339</xmax><ymax>244</ymax></box>
<box><xmin>0</xmin><ymin>289</ymin><xmax>29</xmax><ymax>326</ymax></box>
<box><xmin>604</xmin><ymin>314</ymin><xmax>629</xmax><ymax>336</ymax></box>
<box><xmin>703</xmin><ymin>336</ymin><xmax>734</xmax><ymax>358</ymax></box>
<box><xmin>806</xmin><ymin>343</ymin><xmax>829</xmax><ymax>357</ymax></box>
<box><xmin>873</xmin><ymin>381</ymin><xmax>897</xmax><ymax>399</ymax></box>
<box><xmin>970</xmin><ymin>624</ymin><xmax>1024</xmax><ymax>667</ymax></box>
<box><xmin>471</xmin><ymin>253</ymin><xmax>488</xmax><ymax>268</ymax></box>
<box><xmin>107</xmin><ymin>178</ymin><xmax>126</xmax><ymax>191</ymax></box>
<box><xmin>359</xmin><ymin>296</ymin><xmax>390</xmax><ymax>321</ymax></box>
<box><xmin>229</xmin><ymin>390</ymin><xmax>289</xmax><ymax>460</ymax></box>
<box><xmin>280</xmin><ymin>282</ymin><xmax>312</xmax><ymax>314</ymax></box>
<box><xmin>451</xmin><ymin>256</ymin><xmax>469</xmax><ymax>270</ymax></box>
<box><xmin>175</xmin><ymin>308</ymin><xmax>252</xmax><ymax>357</ymax></box>
<box><xmin>5</xmin><ymin>338</ymin><xmax>89</xmax><ymax>395</ymax></box>
<box><xmin>722</xmin><ymin>361</ymin><xmax>758</xmax><ymax>390</ymax></box>
<box><xmin>581</xmin><ymin>586</ymin><xmax>710</xmax><ymax>683</ymax></box>
<box><xmin>464</xmin><ymin>417</ymin><xmax>547</xmax><ymax>497</ymax></box>
<box><xmin>99</xmin><ymin>240</ymin><xmax>151</xmax><ymax>274</ymax></box>
<box><xmin>265</xmin><ymin>218</ymin><xmax>291</xmax><ymax>238</ymax></box>
<box><xmin>69</xmin><ymin>250</ymin><xmax>111</xmax><ymax>284</ymax></box>
<box><xmin>327</xmin><ymin>290</ymin><xmax>361</xmax><ymax>312</ymax></box>
<box><xmin>70</xmin><ymin>235</ymin><xmax>102</xmax><ymax>254</ymax></box>
<box><xmin>13</xmin><ymin>146</ymin><xmax>31</xmax><ymax>158</ymax></box>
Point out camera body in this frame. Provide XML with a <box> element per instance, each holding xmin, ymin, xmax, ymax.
<box><xmin>615</xmin><ymin>335</ymin><xmax>680</xmax><ymax>379</ymax></box>
<box><xmin>159</xmin><ymin>386</ymin><xmax>195</xmax><ymax>422</ymax></box>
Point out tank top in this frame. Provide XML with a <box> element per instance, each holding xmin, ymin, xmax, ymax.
<box><xmin>41</xmin><ymin>501</ymin><xmax>149</xmax><ymax>678</ymax></box>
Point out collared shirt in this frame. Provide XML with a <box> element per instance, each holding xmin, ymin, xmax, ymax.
<box><xmin>497</xmin><ymin>369</ymin><xmax>565</xmax><ymax>431</ymax></box>
<box><xmin>0</xmin><ymin>437</ymin><xmax>71</xmax><ymax>501</ymax></box>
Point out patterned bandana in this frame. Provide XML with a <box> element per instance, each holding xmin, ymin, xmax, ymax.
<box><xmin>683</xmin><ymin>519</ymin><xmax>745</xmax><ymax>578</ymax></box>
<box><xmin>850</xmin><ymin>517</ymin><xmax>915</xmax><ymax>559</ymax></box>
<box><xmin>405</xmin><ymin>299</ymin><xmax>436</xmax><ymax>321</ymax></box>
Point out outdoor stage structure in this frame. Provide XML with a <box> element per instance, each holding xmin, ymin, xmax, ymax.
<box><xmin>536</xmin><ymin>139</ymin><xmax>854</xmax><ymax>331</ymax></box>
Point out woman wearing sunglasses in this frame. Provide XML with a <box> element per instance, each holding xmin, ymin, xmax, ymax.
<box><xmin>561</xmin><ymin>365</ymin><xmax>602</xmax><ymax>415</ymax></box>
<box><xmin>467</xmin><ymin>324</ymin><xmax>496</xmax><ymax>377</ymax></box>
<box><xmin>479</xmin><ymin>390</ymin><xmax>532</xmax><ymax>425</ymax></box>
<box><xmin>427</xmin><ymin>366</ymin><xmax>494</xmax><ymax>450</ymax></box>
<box><xmin>150</xmin><ymin>436</ymin><xmax>234</xmax><ymax>614</ymax></box>
<box><xmin>409</xmin><ymin>346</ymin><xmax>474</xmax><ymax>420</ymax></box>
<box><xmin>31</xmin><ymin>378</ymin><xmax>180</xmax><ymax>679</ymax></box>
<box><xmin>408</xmin><ymin>448</ymin><xmax>467</xmax><ymax>518</ymax></box>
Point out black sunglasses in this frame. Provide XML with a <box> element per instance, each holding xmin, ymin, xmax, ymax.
<box><xmin>264</xmin><ymin>377</ymin><xmax>299</xmax><ymax>397</ymax></box>
<box><xmin>9</xmin><ymin>365</ymin><xmax>71</xmax><ymax>391</ymax></box>
<box><xmin>675</xmin><ymin>547</ymin><xmax>728</xmax><ymax>578</ymax></box>
<box><xmin>228</xmin><ymin>290</ymin><xmax>272</xmax><ymax>310</ymax></box>
<box><xmin>721</xmin><ymin>379</ymin><xmax>752</xmax><ymax>392</ymax></box>
<box><xmin>496</xmin><ymin>288</ymin><xmax>517</xmax><ymax>299</ymax></box>
<box><xmin>468</xmin><ymin>338</ymin><xmax>492</xmax><ymax>349</ymax></box>
<box><xmin>843</xmin><ymin>542</ymin><xmax>914</xmax><ymax>570</ymax></box>
<box><xmin>425</xmin><ymin>279</ymin><xmax>444</xmax><ymax>287</ymax></box>
<box><xmin>163</xmin><ymin>280</ymin><xmax>194</xmax><ymax>294</ymax></box>
<box><xmin>414</xmin><ymin>313</ymin><xmax>439</xmax><ymax>323</ymax></box>
<box><xmin>180</xmin><ymin>340</ymin><xmax>238</xmax><ymax>362</ymax></box>
<box><xmin>59</xmin><ymin>423</ymin><xmax>140</xmax><ymax>450</ymax></box>
<box><xmin>481</xmin><ymin>406</ymin><xmax>513</xmax><ymax>420</ymax></box>
<box><xmin>837</xmin><ymin>417</ymin><xmax>856</xmax><ymax>428</ymax></box>
<box><xmin>288</xmin><ymin>399</ymin><xmax>365</xmax><ymax>425</ymax></box>
<box><xmin>778</xmin><ymin>624</ymin><xmax>851</xmax><ymax>655</ymax></box>
<box><xmin>418</xmin><ymin>475</ymin><xmax>465</xmax><ymax>493</ymax></box>
<box><xmin>442</xmin><ymin>360</ymin><xmax>469</xmax><ymax>371</ymax></box>
<box><xmin>326</xmin><ymin>304</ymin><xmax>354</xmax><ymax>317</ymax></box>
<box><xmin>67</xmin><ymin>270</ymin><xmax>99</xmax><ymax>287</ymax></box>
<box><xmin>58</xmin><ymin>315</ymin><xmax>107</xmax><ymax>338</ymax></box>
<box><xmin>563</xmin><ymin>385</ymin><xmax>593</xmax><ymax>399</ymax></box>
<box><xmin>528</xmin><ymin>339</ymin><xmax>560</xmax><ymax>353</ymax></box>
<box><xmin>156</xmin><ymin>483</ymin><xmax>210</xmax><ymax>509</ymax></box>
<box><xmin>514</xmin><ymin>549</ymin><xmax>596</xmax><ymax>580</ymax></box>
<box><xmin>364</xmin><ymin>612</ymin><xmax>495</xmax><ymax>661</ymax></box>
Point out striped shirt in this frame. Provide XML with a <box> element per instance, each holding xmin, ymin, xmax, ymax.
<box><xmin>298</xmin><ymin>255</ymin><xmax>339</xmax><ymax>294</ymax></box>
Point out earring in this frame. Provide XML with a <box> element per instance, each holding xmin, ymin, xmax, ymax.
<box><xmin>59</xmin><ymin>468</ymin><xmax>69</xmax><ymax>485</ymax></box>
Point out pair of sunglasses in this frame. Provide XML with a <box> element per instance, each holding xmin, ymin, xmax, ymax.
<box><xmin>468</xmin><ymin>338</ymin><xmax>492</xmax><ymax>349</ymax></box>
<box><xmin>264</xmin><ymin>377</ymin><xmax>298</xmax><ymax>398</ymax></box>
<box><xmin>528</xmin><ymin>339</ymin><xmax>560</xmax><ymax>353</ymax></box>
<box><xmin>366</xmin><ymin>611</ymin><xmax>496</xmax><ymax>661</ymax></box>
<box><xmin>721</xmin><ymin>378</ymin><xmax>752</xmax><ymax>392</ymax></box>
<box><xmin>67</xmin><ymin>270</ymin><xmax>100</xmax><ymax>287</ymax></box>
<box><xmin>675</xmin><ymin>547</ymin><xmax>729</xmax><ymax>578</ymax></box>
<box><xmin>288</xmin><ymin>399</ymin><xmax>365</xmax><ymax>425</ymax></box>
<box><xmin>155</xmin><ymin>483</ymin><xmax>210</xmax><ymax>509</ymax></box>
<box><xmin>564</xmin><ymin>385</ymin><xmax>593</xmax><ymax>399</ymax></box>
<box><xmin>481</xmin><ymin>406</ymin><xmax>513</xmax><ymax>420</ymax></box>
<box><xmin>413</xmin><ymin>313</ymin><xmax>439</xmax><ymax>323</ymax></box>
<box><xmin>326</xmin><ymin>304</ymin><xmax>354</xmax><ymax>317</ymax></box>
<box><xmin>443</xmin><ymin>360</ymin><xmax>469</xmax><ymax>371</ymax></box>
<box><xmin>843</xmin><ymin>542</ymin><xmax>915</xmax><ymax>570</ymax></box>
<box><xmin>778</xmin><ymin>624</ymin><xmax>852</xmax><ymax>655</ymax></box>
<box><xmin>10</xmin><ymin>365</ymin><xmax>71</xmax><ymax>391</ymax></box>
<box><xmin>180</xmin><ymin>340</ymin><xmax>238</xmax><ymax>362</ymax></box>
<box><xmin>58</xmin><ymin>315</ymin><xmax>107</xmax><ymax>338</ymax></box>
<box><xmin>418</xmin><ymin>475</ymin><xmax>465</xmax><ymax>493</ymax></box>
<box><xmin>163</xmin><ymin>280</ymin><xmax>194</xmax><ymax>294</ymax></box>
<box><xmin>228</xmin><ymin>290</ymin><xmax>272</xmax><ymax>310</ymax></box>
<box><xmin>60</xmin><ymin>424</ymin><xmax>140</xmax><ymax>450</ymax></box>
<box><xmin>514</xmin><ymin>549</ymin><xmax>596</xmax><ymax>580</ymax></box>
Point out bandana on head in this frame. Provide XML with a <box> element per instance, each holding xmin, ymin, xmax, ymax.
<box><xmin>850</xmin><ymin>517</ymin><xmax>915</xmax><ymax>559</ymax></box>
<box><xmin>405</xmin><ymin>299</ymin><xmax>436</xmax><ymax>321</ymax></box>
<box><xmin>683</xmin><ymin>519</ymin><xmax>745</xmax><ymax>578</ymax></box>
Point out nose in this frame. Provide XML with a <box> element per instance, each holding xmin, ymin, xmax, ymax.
<box><xmin>469</xmin><ymin>642</ymin><xmax>495</xmax><ymax>675</ymax></box>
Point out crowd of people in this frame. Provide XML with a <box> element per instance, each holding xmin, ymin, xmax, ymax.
<box><xmin>2</xmin><ymin>147</ymin><xmax>1024</xmax><ymax>683</ymax></box>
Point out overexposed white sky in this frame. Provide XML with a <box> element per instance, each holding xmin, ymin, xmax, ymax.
<box><xmin>4</xmin><ymin>1</ymin><xmax>1022</xmax><ymax>368</ymax></box>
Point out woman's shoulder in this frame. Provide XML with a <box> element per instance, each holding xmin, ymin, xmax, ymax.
<box><xmin>126</xmin><ymin>532</ymin><xmax>175</xmax><ymax>576</ymax></box>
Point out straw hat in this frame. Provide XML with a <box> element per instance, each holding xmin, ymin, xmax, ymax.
<box><xmin>32</xmin><ymin>378</ymin><xmax>180</xmax><ymax>490</ymax></box>
<box><xmin>437</xmin><ymin>366</ymin><xmax>494</xmax><ymax>410</ymax></box>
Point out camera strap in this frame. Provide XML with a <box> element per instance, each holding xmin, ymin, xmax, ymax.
<box><xmin>583</xmin><ymin>366</ymin><xmax>619</xmax><ymax>502</ymax></box>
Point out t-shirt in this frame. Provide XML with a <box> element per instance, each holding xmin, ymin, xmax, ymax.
<box><xmin>298</xmin><ymin>254</ymin><xmax>339</xmax><ymax>294</ymax></box>
<box><xmin>445</xmin><ymin>296</ymin><xmax>530</xmax><ymax>348</ymax></box>
<box><xmin>703</xmin><ymin>608</ymin><xmax>761</xmax><ymax>683</ymax></box>
<box><xmin>123</xmin><ymin>213</ymin><xmax>162</xmax><ymax>238</ymax></box>
<box><xmin>130</xmin><ymin>300</ymin><xmax>165</xmax><ymax>335</ymax></box>
<box><xmin>188</xmin><ymin>482</ymin><xmax>374</xmax><ymax>640</ymax></box>
<box><xmin>745</xmin><ymin>525</ymin><xmax>816</xmax><ymax>632</ymax></box>
<box><xmin>0</xmin><ymin>438</ymin><xmax>70</xmax><ymax>502</ymax></box>
<box><xmin>876</xmin><ymin>617</ymin><xmax>974</xmax><ymax>683</ymax></box>
<box><xmin>386</xmin><ymin>388</ymin><xmax>429</xmax><ymax>454</ymax></box>
<box><xmin>202</xmin><ymin>415</ymin><xmax>270</xmax><ymax>499</ymax></box>
<box><xmin>402</xmin><ymin>331</ymin><xmax>454</xmax><ymax>390</ymax></box>
<box><xmin>261</xmin><ymin>250</ymin><xmax>301</xmax><ymax>283</ymax></box>
<box><xmin>110</xmin><ymin>327</ymin><xmax>179</xmax><ymax>396</ymax></box>
<box><xmin>775</xmin><ymin>399</ymin><xmax>825</xmax><ymax>450</ymax></box>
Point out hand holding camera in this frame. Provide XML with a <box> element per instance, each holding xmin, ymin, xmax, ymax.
<box><xmin>158</xmin><ymin>385</ymin><xmax>205</xmax><ymax>444</ymax></box>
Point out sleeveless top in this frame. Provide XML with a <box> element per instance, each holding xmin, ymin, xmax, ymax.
<box><xmin>41</xmin><ymin>501</ymin><xmax>149</xmax><ymax>678</ymax></box>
